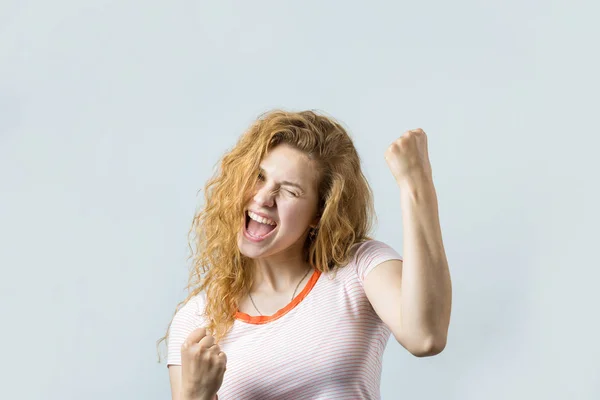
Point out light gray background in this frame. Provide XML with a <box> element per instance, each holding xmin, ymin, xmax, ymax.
<box><xmin>1</xmin><ymin>1</ymin><xmax>599</xmax><ymax>399</ymax></box>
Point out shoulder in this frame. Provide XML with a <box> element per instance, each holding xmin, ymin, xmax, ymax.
<box><xmin>351</xmin><ymin>239</ymin><xmax>402</xmax><ymax>257</ymax></box>
<box><xmin>172</xmin><ymin>292</ymin><xmax>206</xmax><ymax>327</ymax></box>
<box><xmin>166</xmin><ymin>292</ymin><xmax>208</xmax><ymax>366</ymax></box>
<box><xmin>349</xmin><ymin>239</ymin><xmax>403</xmax><ymax>282</ymax></box>
<box><xmin>351</xmin><ymin>238</ymin><xmax>398</xmax><ymax>253</ymax></box>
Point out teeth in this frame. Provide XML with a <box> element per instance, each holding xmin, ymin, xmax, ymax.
<box><xmin>248</xmin><ymin>211</ymin><xmax>276</xmax><ymax>226</ymax></box>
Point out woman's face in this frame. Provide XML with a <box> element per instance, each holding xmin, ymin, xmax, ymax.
<box><xmin>237</xmin><ymin>144</ymin><xmax>320</xmax><ymax>261</ymax></box>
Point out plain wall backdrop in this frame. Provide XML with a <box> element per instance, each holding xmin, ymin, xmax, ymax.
<box><xmin>1</xmin><ymin>1</ymin><xmax>599</xmax><ymax>399</ymax></box>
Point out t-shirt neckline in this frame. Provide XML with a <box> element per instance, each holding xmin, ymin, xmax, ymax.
<box><xmin>235</xmin><ymin>269</ymin><xmax>322</xmax><ymax>325</ymax></box>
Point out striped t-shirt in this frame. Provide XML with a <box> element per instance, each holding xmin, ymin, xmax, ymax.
<box><xmin>167</xmin><ymin>239</ymin><xmax>403</xmax><ymax>400</ymax></box>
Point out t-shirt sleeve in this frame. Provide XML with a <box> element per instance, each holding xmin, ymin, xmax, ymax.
<box><xmin>352</xmin><ymin>239</ymin><xmax>403</xmax><ymax>283</ymax></box>
<box><xmin>166</xmin><ymin>293</ymin><xmax>207</xmax><ymax>367</ymax></box>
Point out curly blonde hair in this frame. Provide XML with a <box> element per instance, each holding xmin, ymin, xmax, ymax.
<box><xmin>157</xmin><ymin>109</ymin><xmax>376</xmax><ymax>360</ymax></box>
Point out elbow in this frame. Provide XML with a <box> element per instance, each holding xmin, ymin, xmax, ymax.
<box><xmin>403</xmin><ymin>334</ymin><xmax>447</xmax><ymax>357</ymax></box>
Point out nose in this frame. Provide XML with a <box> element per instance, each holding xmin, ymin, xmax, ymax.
<box><xmin>253</xmin><ymin>185</ymin><xmax>275</xmax><ymax>208</ymax></box>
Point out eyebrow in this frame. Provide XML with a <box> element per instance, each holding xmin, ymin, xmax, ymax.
<box><xmin>259</xmin><ymin>167</ymin><xmax>305</xmax><ymax>192</ymax></box>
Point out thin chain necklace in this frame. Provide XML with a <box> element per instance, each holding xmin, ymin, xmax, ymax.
<box><xmin>249</xmin><ymin>267</ymin><xmax>312</xmax><ymax>316</ymax></box>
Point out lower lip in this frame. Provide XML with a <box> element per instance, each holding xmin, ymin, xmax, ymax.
<box><xmin>243</xmin><ymin>219</ymin><xmax>278</xmax><ymax>243</ymax></box>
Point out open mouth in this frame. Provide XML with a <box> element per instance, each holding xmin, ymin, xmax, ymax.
<box><xmin>244</xmin><ymin>210</ymin><xmax>278</xmax><ymax>241</ymax></box>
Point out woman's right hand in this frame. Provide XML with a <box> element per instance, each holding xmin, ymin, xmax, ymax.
<box><xmin>181</xmin><ymin>328</ymin><xmax>227</xmax><ymax>400</ymax></box>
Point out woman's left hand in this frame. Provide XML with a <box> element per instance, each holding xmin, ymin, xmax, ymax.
<box><xmin>384</xmin><ymin>128</ymin><xmax>433</xmax><ymax>186</ymax></box>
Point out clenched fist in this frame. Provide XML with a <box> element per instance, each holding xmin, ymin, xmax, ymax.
<box><xmin>385</xmin><ymin>128</ymin><xmax>433</xmax><ymax>186</ymax></box>
<box><xmin>181</xmin><ymin>328</ymin><xmax>227</xmax><ymax>400</ymax></box>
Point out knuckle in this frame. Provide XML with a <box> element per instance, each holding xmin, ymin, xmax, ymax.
<box><xmin>195</xmin><ymin>327</ymin><xmax>208</xmax><ymax>338</ymax></box>
<box><xmin>199</xmin><ymin>335</ymin><xmax>215</xmax><ymax>347</ymax></box>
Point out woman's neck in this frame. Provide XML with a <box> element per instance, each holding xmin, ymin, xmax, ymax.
<box><xmin>251</xmin><ymin>256</ymin><xmax>313</xmax><ymax>294</ymax></box>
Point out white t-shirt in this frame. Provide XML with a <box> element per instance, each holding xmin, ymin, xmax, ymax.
<box><xmin>167</xmin><ymin>239</ymin><xmax>403</xmax><ymax>400</ymax></box>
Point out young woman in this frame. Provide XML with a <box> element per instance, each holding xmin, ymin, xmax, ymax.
<box><xmin>159</xmin><ymin>110</ymin><xmax>452</xmax><ymax>400</ymax></box>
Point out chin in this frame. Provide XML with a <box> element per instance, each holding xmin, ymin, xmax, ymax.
<box><xmin>236</xmin><ymin>230</ymin><xmax>269</xmax><ymax>259</ymax></box>
<box><xmin>238</xmin><ymin>242</ymin><xmax>276</xmax><ymax>260</ymax></box>
<box><xmin>237</xmin><ymin>236</ymin><xmax>255</xmax><ymax>258</ymax></box>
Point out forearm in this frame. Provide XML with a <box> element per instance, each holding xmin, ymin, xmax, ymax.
<box><xmin>397</xmin><ymin>172</ymin><xmax>452</xmax><ymax>347</ymax></box>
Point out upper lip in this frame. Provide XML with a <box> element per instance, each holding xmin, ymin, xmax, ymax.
<box><xmin>247</xmin><ymin>209</ymin><xmax>277</xmax><ymax>224</ymax></box>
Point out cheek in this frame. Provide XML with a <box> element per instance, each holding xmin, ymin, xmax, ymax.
<box><xmin>280</xmin><ymin>204</ymin><xmax>315</xmax><ymax>228</ymax></box>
